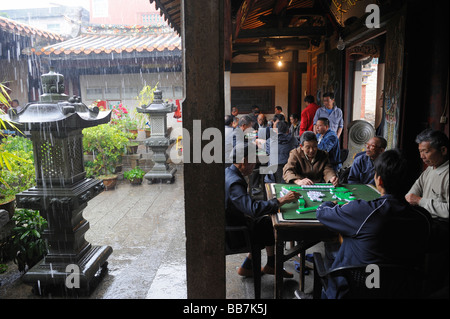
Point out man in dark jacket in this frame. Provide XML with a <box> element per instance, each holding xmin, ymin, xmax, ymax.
<box><xmin>315</xmin><ymin>149</ymin><xmax>432</xmax><ymax>298</ymax></box>
<box><xmin>226</xmin><ymin>143</ymin><xmax>299</xmax><ymax>277</ymax></box>
<box><xmin>264</xmin><ymin>120</ymin><xmax>298</xmax><ymax>183</ymax></box>
<box><xmin>316</xmin><ymin>117</ymin><xmax>341</xmax><ymax>172</ymax></box>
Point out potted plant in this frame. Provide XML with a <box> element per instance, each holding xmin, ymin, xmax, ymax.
<box><xmin>123</xmin><ymin>167</ymin><xmax>146</xmax><ymax>185</ymax></box>
<box><xmin>125</xmin><ymin>118</ymin><xmax>139</xmax><ymax>137</ymax></box>
<box><xmin>82</xmin><ymin>124</ymin><xmax>129</xmax><ymax>190</ymax></box>
<box><xmin>4</xmin><ymin>208</ymin><xmax>48</xmax><ymax>272</ymax></box>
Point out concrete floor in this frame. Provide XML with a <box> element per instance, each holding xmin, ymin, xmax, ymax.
<box><xmin>0</xmin><ymin>164</ymin><xmax>323</xmax><ymax>299</ymax></box>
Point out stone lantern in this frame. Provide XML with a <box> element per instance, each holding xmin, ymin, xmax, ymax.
<box><xmin>137</xmin><ymin>89</ymin><xmax>177</xmax><ymax>184</ymax></box>
<box><xmin>6</xmin><ymin>68</ymin><xmax>112</xmax><ymax>294</ymax></box>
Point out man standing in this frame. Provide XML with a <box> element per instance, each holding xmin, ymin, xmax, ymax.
<box><xmin>316</xmin><ymin>117</ymin><xmax>341</xmax><ymax>172</ymax></box>
<box><xmin>282</xmin><ymin>131</ymin><xmax>338</xmax><ymax>186</ymax></box>
<box><xmin>313</xmin><ymin>92</ymin><xmax>344</xmax><ymax>138</ymax></box>
<box><xmin>299</xmin><ymin>95</ymin><xmax>320</xmax><ymax>137</ymax></box>
<box><xmin>348</xmin><ymin>136</ymin><xmax>387</xmax><ymax>185</ymax></box>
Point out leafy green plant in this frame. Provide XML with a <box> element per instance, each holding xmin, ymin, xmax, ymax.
<box><xmin>0</xmin><ymin>81</ymin><xmax>11</xmax><ymax>107</ymax></box>
<box><xmin>137</xmin><ymin>83</ymin><xmax>158</xmax><ymax>107</ymax></box>
<box><xmin>82</xmin><ymin>124</ymin><xmax>131</xmax><ymax>177</ymax></box>
<box><xmin>122</xmin><ymin>116</ymin><xmax>138</xmax><ymax>131</ymax></box>
<box><xmin>123</xmin><ymin>167</ymin><xmax>146</xmax><ymax>181</ymax></box>
<box><xmin>0</xmin><ymin>136</ymin><xmax>34</xmax><ymax>203</ymax></box>
<box><xmin>6</xmin><ymin>209</ymin><xmax>48</xmax><ymax>272</ymax></box>
<box><xmin>1</xmin><ymin>82</ymin><xmax>28</xmax><ymax>187</ymax></box>
<box><xmin>133</xmin><ymin>83</ymin><xmax>159</xmax><ymax>131</ymax></box>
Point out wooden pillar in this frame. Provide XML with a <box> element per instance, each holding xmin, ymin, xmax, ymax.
<box><xmin>182</xmin><ymin>0</ymin><xmax>226</xmax><ymax>298</ymax></box>
<box><xmin>289</xmin><ymin>50</ymin><xmax>300</xmax><ymax>116</ymax></box>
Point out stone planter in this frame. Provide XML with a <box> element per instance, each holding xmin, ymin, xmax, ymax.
<box><xmin>126</xmin><ymin>143</ymin><xmax>139</xmax><ymax>154</ymax></box>
<box><xmin>101</xmin><ymin>175</ymin><xmax>118</xmax><ymax>190</ymax></box>
<box><xmin>0</xmin><ymin>197</ymin><xmax>15</xmax><ymax>219</ymax></box>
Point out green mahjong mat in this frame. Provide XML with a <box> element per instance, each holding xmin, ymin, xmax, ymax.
<box><xmin>272</xmin><ymin>183</ymin><xmax>380</xmax><ymax>220</ymax></box>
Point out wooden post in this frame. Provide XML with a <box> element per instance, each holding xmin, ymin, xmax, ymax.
<box><xmin>182</xmin><ymin>0</ymin><xmax>226</xmax><ymax>298</ymax></box>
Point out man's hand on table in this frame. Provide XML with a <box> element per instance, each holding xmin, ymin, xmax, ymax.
<box><xmin>329</xmin><ymin>176</ymin><xmax>339</xmax><ymax>187</ymax></box>
<box><xmin>277</xmin><ymin>191</ymin><xmax>300</xmax><ymax>207</ymax></box>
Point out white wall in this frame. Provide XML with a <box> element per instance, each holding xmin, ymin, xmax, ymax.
<box><xmin>230</xmin><ymin>72</ymin><xmax>289</xmax><ymax>117</ymax></box>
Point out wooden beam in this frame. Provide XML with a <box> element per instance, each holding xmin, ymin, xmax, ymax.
<box><xmin>231</xmin><ymin>61</ymin><xmax>307</xmax><ymax>73</ymax></box>
<box><xmin>234</xmin><ymin>0</ymin><xmax>257</xmax><ymax>39</ymax></box>
<box><xmin>273</xmin><ymin>0</ymin><xmax>290</xmax><ymax>15</ymax></box>
<box><xmin>233</xmin><ymin>38</ymin><xmax>310</xmax><ymax>51</ymax></box>
<box><xmin>237</xmin><ymin>26</ymin><xmax>327</xmax><ymax>38</ymax></box>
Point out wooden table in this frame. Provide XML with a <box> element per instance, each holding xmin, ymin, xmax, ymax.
<box><xmin>266</xmin><ymin>183</ymin><xmax>380</xmax><ymax>299</ymax></box>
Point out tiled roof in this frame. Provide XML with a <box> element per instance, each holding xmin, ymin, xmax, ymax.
<box><xmin>31</xmin><ymin>29</ymin><xmax>181</xmax><ymax>56</ymax></box>
<box><xmin>150</xmin><ymin>0</ymin><xmax>181</xmax><ymax>34</ymax></box>
<box><xmin>0</xmin><ymin>16</ymin><xmax>64</xmax><ymax>41</ymax></box>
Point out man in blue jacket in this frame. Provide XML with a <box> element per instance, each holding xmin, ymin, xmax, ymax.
<box><xmin>316</xmin><ymin>117</ymin><xmax>341</xmax><ymax>172</ymax></box>
<box><xmin>264</xmin><ymin>120</ymin><xmax>298</xmax><ymax>183</ymax></box>
<box><xmin>347</xmin><ymin>136</ymin><xmax>387</xmax><ymax>185</ymax></box>
<box><xmin>226</xmin><ymin>142</ymin><xmax>299</xmax><ymax>277</ymax></box>
<box><xmin>315</xmin><ymin>149</ymin><xmax>432</xmax><ymax>298</ymax></box>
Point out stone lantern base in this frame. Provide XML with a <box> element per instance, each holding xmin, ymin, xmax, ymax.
<box><xmin>22</xmin><ymin>245</ymin><xmax>112</xmax><ymax>296</ymax></box>
<box><xmin>145</xmin><ymin>138</ymin><xmax>177</xmax><ymax>184</ymax></box>
<box><xmin>17</xmin><ymin>178</ymin><xmax>113</xmax><ymax>295</ymax></box>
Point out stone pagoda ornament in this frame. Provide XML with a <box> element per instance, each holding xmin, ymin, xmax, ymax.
<box><xmin>6</xmin><ymin>67</ymin><xmax>112</xmax><ymax>295</ymax></box>
<box><xmin>137</xmin><ymin>89</ymin><xmax>177</xmax><ymax>184</ymax></box>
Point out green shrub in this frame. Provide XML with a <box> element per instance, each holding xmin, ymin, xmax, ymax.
<box><xmin>123</xmin><ymin>167</ymin><xmax>146</xmax><ymax>181</ymax></box>
<box><xmin>4</xmin><ymin>209</ymin><xmax>48</xmax><ymax>272</ymax></box>
<box><xmin>82</xmin><ymin>124</ymin><xmax>131</xmax><ymax>176</ymax></box>
<box><xmin>0</xmin><ymin>136</ymin><xmax>35</xmax><ymax>200</ymax></box>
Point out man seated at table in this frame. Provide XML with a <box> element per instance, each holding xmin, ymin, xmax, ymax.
<box><xmin>264</xmin><ymin>120</ymin><xmax>298</xmax><ymax>183</ymax></box>
<box><xmin>224</xmin><ymin>115</ymin><xmax>237</xmax><ymax>168</ymax></box>
<box><xmin>405</xmin><ymin>128</ymin><xmax>448</xmax><ymax>297</ymax></box>
<box><xmin>405</xmin><ymin>129</ymin><xmax>449</xmax><ymax>220</ymax></box>
<box><xmin>282</xmin><ymin>131</ymin><xmax>338</xmax><ymax>186</ymax></box>
<box><xmin>316</xmin><ymin>149</ymin><xmax>432</xmax><ymax>299</ymax></box>
<box><xmin>316</xmin><ymin>117</ymin><xmax>341</xmax><ymax>172</ymax></box>
<box><xmin>227</xmin><ymin>115</ymin><xmax>254</xmax><ymax>160</ymax></box>
<box><xmin>347</xmin><ymin>136</ymin><xmax>387</xmax><ymax>185</ymax></box>
<box><xmin>225</xmin><ymin>142</ymin><xmax>300</xmax><ymax>278</ymax></box>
